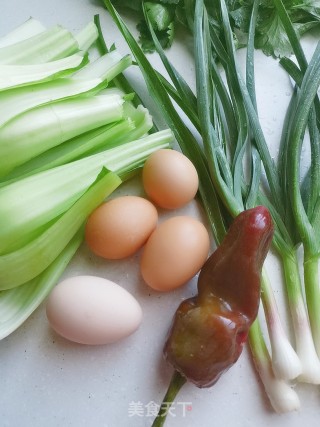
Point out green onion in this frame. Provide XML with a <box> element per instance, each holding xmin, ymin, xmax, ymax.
<box><xmin>218</xmin><ymin>0</ymin><xmax>320</xmax><ymax>384</ymax></box>
<box><xmin>249</xmin><ymin>320</ymin><xmax>300</xmax><ymax>413</ymax></box>
<box><xmin>102</xmin><ymin>0</ymin><xmax>227</xmax><ymax>245</ymax></box>
<box><xmin>102</xmin><ymin>0</ymin><xmax>320</xmax><ymax>414</ymax></box>
<box><xmin>285</xmin><ymin>51</ymin><xmax>320</xmax><ymax>358</ymax></box>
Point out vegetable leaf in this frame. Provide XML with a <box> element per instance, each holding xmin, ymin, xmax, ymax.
<box><xmin>138</xmin><ymin>2</ymin><xmax>176</xmax><ymax>52</ymax></box>
<box><xmin>110</xmin><ymin>0</ymin><xmax>320</xmax><ymax>57</ymax></box>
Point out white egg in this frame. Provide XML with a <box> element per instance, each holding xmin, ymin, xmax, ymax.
<box><xmin>46</xmin><ymin>275</ymin><xmax>142</xmax><ymax>345</ymax></box>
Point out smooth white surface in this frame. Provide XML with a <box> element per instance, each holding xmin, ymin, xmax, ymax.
<box><xmin>1</xmin><ymin>1</ymin><xmax>320</xmax><ymax>426</ymax></box>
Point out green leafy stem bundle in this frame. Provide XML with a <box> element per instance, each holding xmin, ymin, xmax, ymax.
<box><xmin>102</xmin><ymin>0</ymin><xmax>320</xmax><ymax>420</ymax></box>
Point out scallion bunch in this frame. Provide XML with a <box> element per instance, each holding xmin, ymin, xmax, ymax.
<box><xmin>103</xmin><ymin>0</ymin><xmax>320</xmax><ymax>416</ymax></box>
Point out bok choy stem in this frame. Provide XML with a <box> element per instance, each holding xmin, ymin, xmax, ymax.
<box><xmin>0</xmin><ymin>229</ymin><xmax>83</xmax><ymax>340</ymax></box>
<box><xmin>0</xmin><ymin>169</ymin><xmax>121</xmax><ymax>289</ymax></box>
<box><xmin>0</xmin><ymin>130</ymin><xmax>172</xmax><ymax>255</ymax></box>
<box><xmin>0</xmin><ymin>94</ymin><xmax>125</xmax><ymax>177</ymax></box>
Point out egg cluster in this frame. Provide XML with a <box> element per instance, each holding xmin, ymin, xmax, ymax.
<box><xmin>46</xmin><ymin>149</ymin><xmax>210</xmax><ymax>345</ymax></box>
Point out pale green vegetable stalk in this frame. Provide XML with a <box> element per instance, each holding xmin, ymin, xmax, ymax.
<box><xmin>0</xmin><ymin>93</ymin><xmax>125</xmax><ymax>177</ymax></box>
<box><xmin>0</xmin><ymin>21</ymin><xmax>98</xmax><ymax>65</ymax></box>
<box><xmin>0</xmin><ymin>18</ymin><xmax>46</xmax><ymax>48</ymax></box>
<box><xmin>0</xmin><ymin>25</ymin><xmax>81</xmax><ymax>65</ymax></box>
<box><xmin>0</xmin><ymin>53</ymin><xmax>86</xmax><ymax>90</ymax></box>
<box><xmin>0</xmin><ymin>129</ymin><xmax>172</xmax><ymax>264</ymax></box>
<box><xmin>75</xmin><ymin>22</ymin><xmax>99</xmax><ymax>52</ymax></box>
<box><xmin>0</xmin><ymin>229</ymin><xmax>83</xmax><ymax>340</ymax></box>
<box><xmin>73</xmin><ymin>50</ymin><xmax>131</xmax><ymax>81</ymax></box>
<box><xmin>0</xmin><ymin>104</ymin><xmax>153</xmax><ymax>184</ymax></box>
<box><xmin>0</xmin><ymin>168</ymin><xmax>121</xmax><ymax>290</ymax></box>
<box><xmin>0</xmin><ymin>50</ymin><xmax>132</xmax><ymax>129</ymax></box>
<box><xmin>0</xmin><ymin>77</ymin><xmax>103</xmax><ymax>128</ymax></box>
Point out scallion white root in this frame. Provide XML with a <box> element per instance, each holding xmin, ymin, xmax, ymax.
<box><xmin>249</xmin><ymin>320</ymin><xmax>300</xmax><ymax>413</ymax></box>
<box><xmin>261</xmin><ymin>271</ymin><xmax>302</xmax><ymax>381</ymax></box>
<box><xmin>281</xmin><ymin>252</ymin><xmax>320</xmax><ymax>383</ymax></box>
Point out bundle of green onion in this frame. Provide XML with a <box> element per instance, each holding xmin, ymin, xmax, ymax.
<box><xmin>103</xmin><ymin>0</ymin><xmax>320</xmax><ymax>415</ymax></box>
<box><xmin>0</xmin><ymin>17</ymin><xmax>173</xmax><ymax>339</ymax></box>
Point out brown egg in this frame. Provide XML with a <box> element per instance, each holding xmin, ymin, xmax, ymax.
<box><xmin>140</xmin><ymin>216</ymin><xmax>210</xmax><ymax>292</ymax></box>
<box><xmin>85</xmin><ymin>196</ymin><xmax>158</xmax><ymax>259</ymax></box>
<box><xmin>142</xmin><ymin>149</ymin><xmax>199</xmax><ymax>209</ymax></box>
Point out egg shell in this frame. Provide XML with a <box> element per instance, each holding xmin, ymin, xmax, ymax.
<box><xmin>85</xmin><ymin>196</ymin><xmax>158</xmax><ymax>259</ymax></box>
<box><xmin>142</xmin><ymin>149</ymin><xmax>199</xmax><ymax>209</ymax></box>
<box><xmin>46</xmin><ymin>276</ymin><xmax>142</xmax><ymax>345</ymax></box>
<box><xmin>141</xmin><ymin>216</ymin><xmax>210</xmax><ymax>291</ymax></box>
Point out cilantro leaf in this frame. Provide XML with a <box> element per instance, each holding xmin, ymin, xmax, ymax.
<box><xmin>144</xmin><ymin>1</ymin><xmax>176</xmax><ymax>31</ymax></box>
<box><xmin>138</xmin><ymin>20</ymin><xmax>175</xmax><ymax>52</ymax></box>
<box><xmin>255</xmin><ymin>9</ymin><xmax>293</xmax><ymax>57</ymax></box>
<box><xmin>108</xmin><ymin>0</ymin><xmax>320</xmax><ymax>57</ymax></box>
<box><xmin>137</xmin><ymin>2</ymin><xmax>176</xmax><ymax>52</ymax></box>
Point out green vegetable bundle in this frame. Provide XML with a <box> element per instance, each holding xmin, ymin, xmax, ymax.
<box><xmin>110</xmin><ymin>0</ymin><xmax>320</xmax><ymax>57</ymax></box>
<box><xmin>0</xmin><ymin>17</ymin><xmax>173</xmax><ymax>339</ymax></box>
<box><xmin>102</xmin><ymin>0</ymin><xmax>320</xmax><ymax>418</ymax></box>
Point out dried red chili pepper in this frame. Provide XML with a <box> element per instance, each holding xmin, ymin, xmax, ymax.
<box><xmin>163</xmin><ymin>205</ymin><xmax>274</xmax><ymax>388</ymax></box>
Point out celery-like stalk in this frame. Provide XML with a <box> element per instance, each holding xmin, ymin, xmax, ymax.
<box><xmin>0</xmin><ymin>25</ymin><xmax>79</xmax><ymax>65</ymax></box>
<box><xmin>0</xmin><ymin>53</ymin><xmax>86</xmax><ymax>90</ymax></box>
<box><xmin>0</xmin><ymin>94</ymin><xmax>125</xmax><ymax>176</ymax></box>
<box><xmin>0</xmin><ymin>129</ymin><xmax>172</xmax><ymax>255</ymax></box>
<box><xmin>0</xmin><ymin>169</ymin><xmax>121</xmax><ymax>290</ymax></box>
<box><xmin>1</xmin><ymin>121</ymin><xmax>134</xmax><ymax>184</ymax></box>
<box><xmin>0</xmin><ymin>77</ymin><xmax>105</xmax><ymax>128</ymax></box>
<box><xmin>75</xmin><ymin>22</ymin><xmax>98</xmax><ymax>52</ymax></box>
<box><xmin>73</xmin><ymin>50</ymin><xmax>132</xmax><ymax>82</ymax></box>
<box><xmin>0</xmin><ymin>229</ymin><xmax>83</xmax><ymax>340</ymax></box>
<box><xmin>0</xmin><ymin>18</ymin><xmax>46</xmax><ymax>48</ymax></box>
<box><xmin>0</xmin><ymin>50</ymin><xmax>133</xmax><ymax>128</ymax></box>
<box><xmin>1</xmin><ymin>104</ymin><xmax>153</xmax><ymax>184</ymax></box>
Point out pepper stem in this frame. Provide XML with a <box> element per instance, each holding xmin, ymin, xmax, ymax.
<box><xmin>152</xmin><ymin>370</ymin><xmax>186</xmax><ymax>427</ymax></box>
